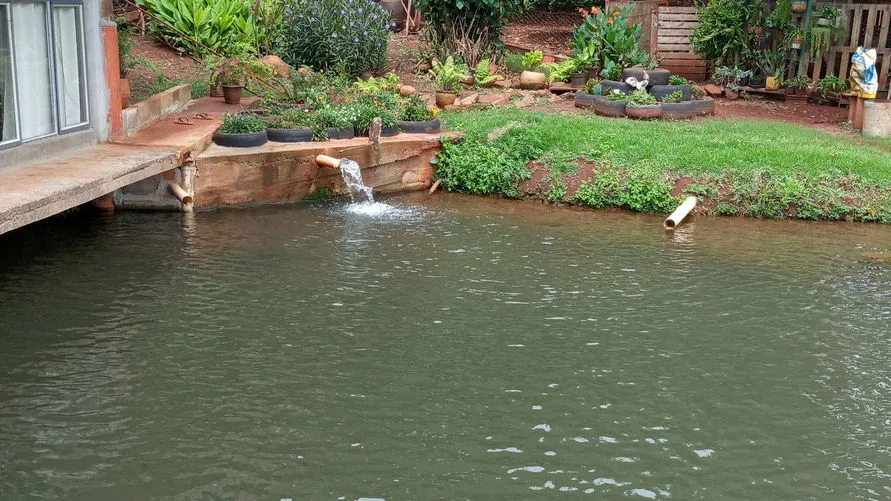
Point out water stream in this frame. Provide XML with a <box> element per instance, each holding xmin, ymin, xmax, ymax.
<box><xmin>339</xmin><ymin>159</ymin><xmax>374</xmax><ymax>204</ymax></box>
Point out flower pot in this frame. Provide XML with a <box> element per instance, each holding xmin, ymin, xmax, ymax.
<box><xmin>266</xmin><ymin>127</ymin><xmax>313</xmax><ymax>143</ymax></box>
<box><xmin>790</xmin><ymin>38</ymin><xmax>802</xmax><ymax>50</ymax></box>
<box><xmin>519</xmin><ymin>71</ymin><xmax>547</xmax><ymax>90</ymax></box>
<box><xmin>791</xmin><ymin>1</ymin><xmax>807</xmax><ymax>13</ymax></box>
<box><xmin>817</xmin><ymin>17</ymin><xmax>832</xmax><ymax>26</ymax></box>
<box><xmin>570</xmin><ymin>72</ymin><xmax>587</xmax><ymax>88</ymax></box>
<box><xmin>594</xmin><ymin>98</ymin><xmax>626</xmax><ymax>118</ymax></box>
<box><xmin>689</xmin><ymin>97</ymin><xmax>716</xmax><ymax>116</ymax></box>
<box><xmin>748</xmin><ymin>75</ymin><xmax>766</xmax><ymax>88</ymax></box>
<box><xmin>120</xmin><ymin>77</ymin><xmax>131</xmax><ymax>109</ymax></box>
<box><xmin>435</xmin><ymin>91</ymin><xmax>457</xmax><ymax>108</ymax></box>
<box><xmin>222</xmin><ymin>85</ymin><xmax>243</xmax><ymax>105</ymax></box>
<box><xmin>213</xmin><ymin>130</ymin><xmax>268</xmax><ymax>148</ymax></box>
<box><xmin>460</xmin><ymin>75</ymin><xmax>475</xmax><ymax>85</ymax></box>
<box><xmin>739</xmin><ymin>75</ymin><xmax>750</xmax><ymax>87</ymax></box>
<box><xmin>397</xmin><ymin>119</ymin><xmax>441</xmax><ymax>134</ymax></box>
<box><xmin>765</xmin><ymin>76</ymin><xmax>781</xmax><ymax>90</ymax></box>
<box><xmin>625</xmin><ymin>104</ymin><xmax>663</xmax><ymax>119</ymax></box>
<box><xmin>325</xmin><ymin>126</ymin><xmax>355</xmax><ymax>140</ymax></box>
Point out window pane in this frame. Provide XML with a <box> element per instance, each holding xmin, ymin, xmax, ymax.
<box><xmin>11</xmin><ymin>1</ymin><xmax>55</xmax><ymax>139</ymax></box>
<box><xmin>53</xmin><ymin>5</ymin><xmax>87</xmax><ymax>129</ymax></box>
<box><xmin>0</xmin><ymin>5</ymin><xmax>17</xmax><ymax>143</ymax></box>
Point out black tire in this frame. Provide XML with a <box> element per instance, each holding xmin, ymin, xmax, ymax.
<box><xmin>213</xmin><ymin>130</ymin><xmax>268</xmax><ymax>148</ymax></box>
<box><xmin>381</xmin><ymin>126</ymin><xmax>400</xmax><ymax>137</ymax></box>
<box><xmin>601</xmin><ymin>80</ymin><xmax>632</xmax><ymax>94</ymax></box>
<box><xmin>621</xmin><ymin>67</ymin><xmax>671</xmax><ymax>86</ymax></box>
<box><xmin>266</xmin><ymin>127</ymin><xmax>313</xmax><ymax>143</ymax></box>
<box><xmin>650</xmin><ymin>85</ymin><xmax>692</xmax><ymax>101</ymax></box>
<box><xmin>398</xmin><ymin>119</ymin><xmax>441</xmax><ymax>133</ymax></box>
<box><xmin>690</xmin><ymin>98</ymin><xmax>716</xmax><ymax>116</ymax></box>
<box><xmin>574</xmin><ymin>92</ymin><xmax>596</xmax><ymax>108</ymax></box>
<box><xmin>326</xmin><ymin>126</ymin><xmax>355</xmax><ymax>140</ymax></box>
<box><xmin>660</xmin><ymin>101</ymin><xmax>698</xmax><ymax>120</ymax></box>
<box><xmin>594</xmin><ymin>98</ymin><xmax>626</xmax><ymax>118</ymax></box>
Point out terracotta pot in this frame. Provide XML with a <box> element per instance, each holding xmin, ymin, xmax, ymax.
<box><xmin>625</xmin><ymin>104</ymin><xmax>663</xmax><ymax>120</ymax></box>
<box><xmin>519</xmin><ymin>70</ymin><xmax>547</xmax><ymax>90</ymax></box>
<box><xmin>791</xmin><ymin>1</ymin><xmax>807</xmax><ymax>13</ymax></box>
<box><xmin>120</xmin><ymin>77</ymin><xmax>131</xmax><ymax>108</ymax></box>
<box><xmin>765</xmin><ymin>76</ymin><xmax>781</xmax><ymax>90</ymax></box>
<box><xmin>210</xmin><ymin>74</ymin><xmax>223</xmax><ymax>97</ymax></box>
<box><xmin>435</xmin><ymin>91</ymin><xmax>457</xmax><ymax>108</ymax></box>
<box><xmin>222</xmin><ymin>85</ymin><xmax>243</xmax><ymax>105</ymax></box>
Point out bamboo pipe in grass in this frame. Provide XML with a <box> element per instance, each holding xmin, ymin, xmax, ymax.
<box><xmin>316</xmin><ymin>155</ymin><xmax>342</xmax><ymax>169</ymax></box>
<box><xmin>664</xmin><ymin>196</ymin><xmax>697</xmax><ymax>230</ymax></box>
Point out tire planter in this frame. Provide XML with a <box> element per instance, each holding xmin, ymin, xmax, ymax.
<box><xmin>326</xmin><ymin>126</ymin><xmax>355</xmax><ymax>140</ymax></box>
<box><xmin>660</xmin><ymin>101</ymin><xmax>699</xmax><ymax>120</ymax></box>
<box><xmin>649</xmin><ymin>84</ymin><xmax>692</xmax><ymax>101</ymax></box>
<box><xmin>622</xmin><ymin>67</ymin><xmax>670</xmax><ymax>86</ymax></box>
<box><xmin>601</xmin><ymin>80</ymin><xmax>632</xmax><ymax>94</ymax></box>
<box><xmin>594</xmin><ymin>98</ymin><xmax>627</xmax><ymax>118</ymax></box>
<box><xmin>266</xmin><ymin>127</ymin><xmax>313</xmax><ymax>143</ymax></box>
<box><xmin>574</xmin><ymin>92</ymin><xmax>596</xmax><ymax>108</ymax></box>
<box><xmin>519</xmin><ymin>70</ymin><xmax>548</xmax><ymax>90</ymax></box>
<box><xmin>398</xmin><ymin>119</ymin><xmax>441</xmax><ymax>134</ymax></box>
<box><xmin>689</xmin><ymin>98</ymin><xmax>716</xmax><ymax>116</ymax></box>
<box><xmin>381</xmin><ymin>125</ymin><xmax>400</xmax><ymax>137</ymax></box>
<box><xmin>625</xmin><ymin>104</ymin><xmax>663</xmax><ymax>120</ymax></box>
<box><xmin>213</xmin><ymin>130</ymin><xmax>268</xmax><ymax>148</ymax></box>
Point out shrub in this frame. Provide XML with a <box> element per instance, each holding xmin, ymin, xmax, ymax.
<box><xmin>572</xmin><ymin>6</ymin><xmax>649</xmax><ymax>72</ymax></box>
<box><xmin>430</xmin><ymin>56</ymin><xmax>467</xmax><ymax>93</ymax></box>
<box><xmin>575</xmin><ymin>170</ymin><xmax>623</xmax><ymax>208</ymax></box>
<box><xmin>351</xmin><ymin>92</ymin><xmax>400</xmax><ymax>132</ymax></box>
<box><xmin>399</xmin><ymin>95</ymin><xmax>435</xmax><ymax>121</ymax></box>
<box><xmin>417</xmin><ymin>0</ymin><xmax>529</xmax><ymax>67</ymax></box>
<box><xmin>691</xmin><ymin>0</ymin><xmax>761</xmax><ymax>67</ymax></box>
<box><xmin>522</xmin><ymin>50</ymin><xmax>544</xmax><ymax>71</ymax></box>
<box><xmin>607</xmin><ymin>90</ymin><xmax>628</xmax><ymax>101</ymax></box>
<box><xmin>668</xmin><ymin>75</ymin><xmax>689</xmax><ymax>86</ymax></box>
<box><xmin>474</xmin><ymin>59</ymin><xmax>499</xmax><ymax>86</ymax></box>
<box><xmin>277</xmin><ymin>0</ymin><xmax>392</xmax><ymax>76</ymax></box>
<box><xmin>278</xmin><ymin>108</ymin><xmax>313</xmax><ymax>128</ymax></box>
<box><xmin>660</xmin><ymin>90</ymin><xmax>684</xmax><ymax>103</ymax></box>
<box><xmin>354</xmin><ymin>72</ymin><xmax>400</xmax><ymax>94</ymax></box>
<box><xmin>219</xmin><ymin>113</ymin><xmax>267</xmax><ymax>133</ymax></box>
<box><xmin>627</xmin><ymin>89</ymin><xmax>656</xmax><ymax>106</ymax></box>
<box><xmin>619</xmin><ymin>171</ymin><xmax>678</xmax><ymax>213</ymax></box>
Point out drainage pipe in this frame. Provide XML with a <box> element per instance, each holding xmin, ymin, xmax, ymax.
<box><xmin>316</xmin><ymin>155</ymin><xmax>342</xmax><ymax>169</ymax></box>
<box><xmin>167</xmin><ymin>181</ymin><xmax>194</xmax><ymax>212</ymax></box>
<box><xmin>664</xmin><ymin>196</ymin><xmax>697</xmax><ymax>230</ymax></box>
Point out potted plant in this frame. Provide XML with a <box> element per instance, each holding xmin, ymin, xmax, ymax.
<box><xmin>213</xmin><ymin>113</ymin><xmax>269</xmax><ymax>147</ymax></box>
<box><xmin>352</xmin><ymin>95</ymin><xmax>401</xmax><ymax>137</ymax></box>
<box><xmin>752</xmin><ymin>49</ymin><xmax>787</xmax><ymax>90</ymax></box>
<box><xmin>594</xmin><ymin>89</ymin><xmax>629</xmax><ymax>118</ymax></box>
<box><xmin>266</xmin><ymin>108</ymin><xmax>313</xmax><ymax>143</ymax></box>
<box><xmin>784</xmin><ymin>74</ymin><xmax>811</xmax><ymax>101</ymax></box>
<box><xmin>788</xmin><ymin>27</ymin><xmax>805</xmax><ymax>50</ymax></box>
<box><xmin>519</xmin><ymin>50</ymin><xmax>547</xmax><ymax>90</ymax></box>
<box><xmin>816</xmin><ymin>5</ymin><xmax>840</xmax><ymax>26</ymax></box>
<box><xmin>713</xmin><ymin>66</ymin><xmax>751</xmax><ymax>98</ymax></box>
<box><xmin>568</xmin><ymin>53</ymin><xmax>592</xmax><ymax>88</ymax></box>
<box><xmin>791</xmin><ymin>0</ymin><xmax>807</xmax><ymax>13</ymax></box>
<box><xmin>397</xmin><ymin>94</ymin><xmax>441</xmax><ymax>133</ymax></box>
<box><xmin>218</xmin><ymin>57</ymin><xmax>248</xmax><ymax>105</ymax></box>
<box><xmin>625</xmin><ymin>89</ymin><xmax>662</xmax><ymax>119</ymax></box>
<box><xmin>429</xmin><ymin>56</ymin><xmax>465</xmax><ymax>108</ymax></box>
<box><xmin>311</xmin><ymin>105</ymin><xmax>355</xmax><ymax>141</ymax></box>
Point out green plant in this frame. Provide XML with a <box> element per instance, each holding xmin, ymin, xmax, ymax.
<box><xmin>575</xmin><ymin>170</ymin><xmax>623</xmax><ymax>208</ymax></box>
<box><xmin>785</xmin><ymin>74</ymin><xmax>811</xmax><ymax>91</ymax></box>
<box><xmin>351</xmin><ymin>92</ymin><xmax>400</xmax><ymax>132</ymax></box>
<box><xmin>607</xmin><ymin>89</ymin><xmax>628</xmax><ymax>101</ymax></box>
<box><xmin>139</xmin><ymin>0</ymin><xmax>268</xmax><ymax>56</ymax></box>
<box><xmin>600</xmin><ymin>60</ymin><xmax>621</xmax><ymax>81</ymax></box>
<box><xmin>660</xmin><ymin>90</ymin><xmax>684</xmax><ymax>103</ymax></box>
<box><xmin>278</xmin><ymin>108</ymin><xmax>313</xmax><ymax>129</ymax></box>
<box><xmin>522</xmin><ymin>50</ymin><xmax>544</xmax><ymax>71</ymax></box>
<box><xmin>400</xmin><ymin>94</ymin><xmax>435</xmax><ymax>121</ymax></box>
<box><xmin>354</xmin><ymin>72</ymin><xmax>401</xmax><ymax>94</ymax></box>
<box><xmin>430</xmin><ymin>56</ymin><xmax>467</xmax><ymax>93</ymax></box>
<box><xmin>473</xmin><ymin>58</ymin><xmax>499</xmax><ymax>86</ymax></box>
<box><xmin>769</xmin><ymin>0</ymin><xmax>792</xmax><ymax>30</ymax></box>
<box><xmin>219</xmin><ymin>113</ymin><xmax>267</xmax><ymax>133</ymax></box>
<box><xmin>543</xmin><ymin>59</ymin><xmax>575</xmax><ymax>84</ymax></box>
<box><xmin>572</xmin><ymin>6</ymin><xmax>650</xmax><ymax>71</ymax></box>
<box><xmin>807</xmin><ymin>25</ymin><xmax>840</xmax><ymax>59</ymax></box>
<box><xmin>751</xmin><ymin>48</ymin><xmax>788</xmax><ymax>79</ymax></box>
<box><xmin>276</xmin><ymin>0</ymin><xmax>392</xmax><ymax>76</ymax></box>
<box><xmin>816</xmin><ymin>75</ymin><xmax>849</xmax><ymax>102</ymax></box>
<box><xmin>620</xmin><ymin>171</ymin><xmax>678</xmax><ymax>212</ymax></box>
<box><xmin>691</xmin><ymin>86</ymin><xmax>705</xmax><ymax>100</ymax></box>
<box><xmin>417</xmin><ymin>0</ymin><xmax>530</xmax><ymax>67</ymax></box>
<box><xmin>626</xmin><ymin>89</ymin><xmax>656</xmax><ymax>106</ymax></box>
<box><xmin>817</xmin><ymin>5</ymin><xmax>840</xmax><ymax>24</ymax></box>
<box><xmin>116</xmin><ymin>21</ymin><xmax>140</xmax><ymax>78</ymax></box>
<box><xmin>583</xmin><ymin>78</ymin><xmax>601</xmax><ymax>94</ymax></box>
<box><xmin>713</xmin><ymin>66</ymin><xmax>751</xmax><ymax>91</ymax></box>
<box><xmin>668</xmin><ymin>75</ymin><xmax>689</xmax><ymax>86</ymax></box>
<box><xmin>503</xmin><ymin>52</ymin><xmax>525</xmax><ymax>73</ymax></box>
<box><xmin>691</xmin><ymin>0</ymin><xmax>761</xmax><ymax>67</ymax></box>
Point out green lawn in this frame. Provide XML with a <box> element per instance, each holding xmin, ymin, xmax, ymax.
<box><xmin>436</xmin><ymin>108</ymin><xmax>891</xmax><ymax>222</ymax></box>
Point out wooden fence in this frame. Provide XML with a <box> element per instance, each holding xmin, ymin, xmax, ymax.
<box><xmin>650</xmin><ymin>6</ymin><xmax>707</xmax><ymax>81</ymax></box>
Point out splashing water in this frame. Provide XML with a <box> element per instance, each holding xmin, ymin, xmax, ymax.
<box><xmin>339</xmin><ymin>159</ymin><xmax>374</xmax><ymax>203</ymax></box>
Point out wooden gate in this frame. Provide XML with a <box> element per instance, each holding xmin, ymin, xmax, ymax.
<box><xmin>650</xmin><ymin>6</ymin><xmax>706</xmax><ymax>81</ymax></box>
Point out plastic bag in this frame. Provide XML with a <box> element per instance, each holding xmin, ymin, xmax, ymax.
<box><xmin>850</xmin><ymin>47</ymin><xmax>878</xmax><ymax>99</ymax></box>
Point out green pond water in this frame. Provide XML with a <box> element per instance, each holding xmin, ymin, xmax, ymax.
<box><xmin>1</xmin><ymin>193</ymin><xmax>890</xmax><ymax>501</ymax></box>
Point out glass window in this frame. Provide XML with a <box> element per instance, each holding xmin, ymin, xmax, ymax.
<box><xmin>53</xmin><ymin>5</ymin><xmax>87</xmax><ymax>129</ymax></box>
<box><xmin>11</xmin><ymin>1</ymin><xmax>55</xmax><ymax>140</ymax></box>
<box><xmin>0</xmin><ymin>4</ymin><xmax>18</xmax><ymax>144</ymax></box>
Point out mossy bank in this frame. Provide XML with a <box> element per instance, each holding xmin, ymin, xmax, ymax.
<box><xmin>435</xmin><ymin>108</ymin><xmax>891</xmax><ymax>223</ymax></box>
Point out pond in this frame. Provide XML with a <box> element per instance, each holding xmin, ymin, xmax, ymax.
<box><xmin>1</xmin><ymin>193</ymin><xmax>890</xmax><ymax>500</ymax></box>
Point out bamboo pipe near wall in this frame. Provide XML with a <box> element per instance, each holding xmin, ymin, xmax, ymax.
<box><xmin>167</xmin><ymin>181</ymin><xmax>194</xmax><ymax>212</ymax></box>
<box><xmin>316</xmin><ymin>155</ymin><xmax>342</xmax><ymax>169</ymax></box>
<box><xmin>664</xmin><ymin>196</ymin><xmax>697</xmax><ymax>230</ymax></box>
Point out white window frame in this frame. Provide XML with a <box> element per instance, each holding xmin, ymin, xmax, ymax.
<box><xmin>0</xmin><ymin>1</ymin><xmax>21</xmax><ymax>147</ymax></box>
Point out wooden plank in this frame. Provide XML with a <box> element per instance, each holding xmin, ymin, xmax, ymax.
<box><xmin>656</xmin><ymin>52</ymin><xmax>705</xmax><ymax>60</ymax></box>
<box><xmin>658</xmin><ymin>36</ymin><xmax>693</xmax><ymax>45</ymax></box>
<box><xmin>650</xmin><ymin>6</ymin><xmax>659</xmax><ymax>58</ymax></box>
<box><xmin>878</xmin><ymin>7</ymin><xmax>890</xmax><ymax>50</ymax></box>
<box><xmin>825</xmin><ymin>49</ymin><xmax>836</xmax><ymax>76</ymax></box>
<box><xmin>659</xmin><ymin>28</ymin><xmax>694</xmax><ymax>36</ymax></box>
<box><xmin>863</xmin><ymin>6</ymin><xmax>877</xmax><ymax>48</ymax></box>
<box><xmin>839</xmin><ymin>48</ymin><xmax>851</xmax><ymax>80</ymax></box>
<box><xmin>659</xmin><ymin>14</ymin><xmax>699</xmax><ymax>21</ymax></box>
<box><xmin>660</xmin><ymin>6</ymin><xmax>697</xmax><ymax>14</ymax></box>
<box><xmin>849</xmin><ymin>6</ymin><xmax>863</xmax><ymax>47</ymax></box>
<box><xmin>657</xmin><ymin>43</ymin><xmax>698</xmax><ymax>51</ymax></box>
<box><xmin>659</xmin><ymin>59</ymin><xmax>706</xmax><ymax>66</ymax></box>
<box><xmin>879</xmin><ymin>54</ymin><xmax>889</xmax><ymax>89</ymax></box>
<box><xmin>657</xmin><ymin>21</ymin><xmax>699</xmax><ymax>29</ymax></box>
<box><xmin>812</xmin><ymin>52</ymin><xmax>824</xmax><ymax>82</ymax></box>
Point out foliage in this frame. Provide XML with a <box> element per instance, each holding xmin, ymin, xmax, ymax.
<box><xmin>713</xmin><ymin>66</ymin><xmax>751</xmax><ymax>91</ymax></box>
<box><xmin>784</xmin><ymin>74</ymin><xmax>811</xmax><ymax>91</ymax></box>
<box><xmin>503</xmin><ymin>52</ymin><xmax>526</xmax><ymax>73</ymax></box>
<box><xmin>626</xmin><ymin>89</ymin><xmax>656</xmax><ymax>106</ymax></box>
<box><xmin>751</xmin><ymin>48</ymin><xmax>788</xmax><ymax>79</ymax></box>
<box><xmin>691</xmin><ymin>86</ymin><xmax>705</xmax><ymax>100</ymax></box>
<box><xmin>276</xmin><ymin>0</ymin><xmax>392</xmax><ymax>76</ymax></box>
<box><xmin>690</xmin><ymin>0</ymin><xmax>760</xmax><ymax>67</ymax></box>
<box><xmin>399</xmin><ymin>94</ymin><xmax>435</xmax><ymax>121</ymax></box>
<box><xmin>212</xmin><ymin>55</ymin><xmax>273</xmax><ymax>86</ymax></box>
<box><xmin>219</xmin><ymin>113</ymin><xmax>267</xmax><ymax>133</ymax></box>
<box><xmin>522</xmin><ymin>50</ymin><xmax>544</xmax><ymax>71</ymax></box>
<box><xmin>816</xmin><ymin>5</ymin><xmax>840</xmax><ymax>23</ymax></box>
<box><xmin>768</xmin><ymin>0</ymin><xmax>792</xmax><ymax>30</ymax></box>
<box><xmin>816</xmin><ymin>75</ymin><xmax>849</xmax><ymax>102</ymax></box>
<box><xmin>668</xmin><ymin>75</ymin><xmax>689</xmax><ymax>86</ymax></box>
<box><xmin>430</xmin><ymin>56</ymin><xmax>467</xmax><ymax>93</ymax></box>
<box><xmin>575</xmin><ymin>170</ymin><xmax>622</xmax><ymax>208</ymax></box>
<box><xmin>600</xmin><ymin>60</ymin><xmax>621</xmax><ymax>80</ymax></box>
<box><xmin>607</xmin><ymin>89</ymin><xmax>628</xmax><ymax>101</ymax></box>
<box><xmin>620</xmin><ymin>171</ymin><xmax>678</xmax><ymax>212</ymax></box>
<box><xmin>807</xmin><ymin>25</ymin><xmax>841</xmax><ymax>59</ymax></box>
<box><xmin>116</xmin><ymin>21</ymin><xmax>145</xmax><ymax>78</ymax></box>
<box><xmin>474</xmin><ymin>59</ymin><xmax>499</xmax><ymax>86</ymax></box>
<box><xmin>354</xmin><ymin>72</ymin><xmax>400</xmax><ymax>94</ymax></box>
<box><xmin>543</xmin><ymin>59</ymin><xmax>576</xmax><ymax>84</ymax></box>
<box><xmin>417</xmin><ymin>0</ymin><xmax>530</xmax><ymax>67</ymax></box>
<box><xmin>660</xmin><ymin>90</ymin><xmax>684</xmax><ymax>103</ymax></box>
<box><xmin>573</xmin><ymin>6</ymin><xmax>649</xmax><ymax>71</ymax></box>
<box><xmin>536</xmin><ymin>0</ymin><xmax>602</xmax><ymax>11</ymax></box>
<box><xmin>139</xmin><ymin>0</ymin><xmax>278</xmax><ymax>56</ymax></box>
<box><xmin>278</xmin><ymin>107</ymin><xmax>313</xmax><ymax>128</ymax></box>
<box><xmin>583</xmin><ymin>78</ymin><xmax>601</xmax><ymax>94</ymax></box>
<box><xmin>351</xmin><ymin>92</ymin><xmax>400</xmax><ymax>132</ymax></box>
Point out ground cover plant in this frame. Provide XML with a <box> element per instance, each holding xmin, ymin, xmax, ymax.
<box><xmin>436</xmin><ymin>108</ymin><xmax>891</xmax><ymax>222</ymax></box>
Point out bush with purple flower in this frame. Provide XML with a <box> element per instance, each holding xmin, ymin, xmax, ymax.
<box><xmin>276</xmin><ymin>0</ymin><xmax>392</xmax><ymax>75</ymax></box>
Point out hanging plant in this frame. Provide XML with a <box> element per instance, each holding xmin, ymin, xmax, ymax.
<box><xmin>808</xmin><ymin>26</ymin><xmax>836</xmax><ymax>58</ymax></box>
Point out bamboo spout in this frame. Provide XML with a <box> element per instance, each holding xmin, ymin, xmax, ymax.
<box><xmin>167</xmin><ymin>181</ymin><xmax>194</xmax><ymax>212</ymax></box>
<box><xmin>664</xmin><ymin>196</ymin><xmax>697</xmax><ymax>230</ymax></box>
<box><xmin>316</xmin><ymin>155</ymin><xmax>341</xmax><ymax>169</ymax></box>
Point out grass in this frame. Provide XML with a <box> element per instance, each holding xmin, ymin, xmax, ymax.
<box><xmin>436</xmin><ymin>108</ymin><xmax>891</xmax><ymax>223</ymax></box>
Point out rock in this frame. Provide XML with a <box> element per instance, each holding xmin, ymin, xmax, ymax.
<box><xmin>495</xmin><ymin>75</ymin><xmax>506</xmax><ymax>82</ymax></box>
<box><xmin>260</xmin><ymin>55</ymin><xmax>292</xmax><ymax>78</ymax></box>
<box><xmin>559</xmin><ymin>92</ymin><xmax>575</xmax><ymax>100</ymax></box>
<box><xmin>399</xmin><ymin>84</ymin><xmax>417</xmax><ymax>97</ymax></box>
<box><xmin>702</xmin><ymin>84</ymin><xmax>724</xmax><ymax>97</ymax></box>
<box><xmin>494</xmin><ymin>79</ymin><xmax>513</xmax><ymax>89</ymax></box>
<box><xmin>460</xmin><ymin>75</ymin><xmax>476</xmax><ymax>85</ymax></box>
<box><xmin>458</xmin><ymin>92</ymin><xmax>479</xmax><ymax>105</ymax></box>
<box><xmin>477</xmin><ymin>93</ymin><xmax>510</xmax><ymax>106</ymax></box>
<box><xmin>514</xmin><ymin>93</ymin><xmax>535</xmax><ymax>108</ymax></box>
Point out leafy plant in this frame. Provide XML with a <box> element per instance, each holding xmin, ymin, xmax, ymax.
<box><xmin>522</xmin><ymin>50</ymin><xmax>544</xmax><ymax>71</ymax></box>
<box><xmin>399</xmin><ymin>94</ymin><xmax>435</xmax><ymax>121</ymax></box>
<box><xmin>139</xmin><ymin>0</ymin><xmax>268</xmax><ymax>56</ymax></box>
<box><xmin>807</xmin><ymin>25</ymin><xmax>840</xmax><ymax>59</ymax></box>
<box><xmin>573</xmin><ymin>6</ymin><xmax>650</xmax><ymax>71</ymax></box>
<box><xmin>278</xmin><ymin>108</ymin><xmax>313</xmax><ymax>129</ymax></box>
<box><xmin>691</xmin><ymin>86</ymin><xmax>705</xmax><ymax>100</ymax></box>
<box><xmin>768</xmin><ymin>0</ymin><xmax>792</xmax><ymax>30</ymax></box>
<box><xmin>751</xmin><ymin>48</ymin><xmax>788</xmax><ymax>79</ymax></box>
<box><xmin>354</xmin><ymin>72</ymin><xmax>401</xmax><ymax>94</ymax></box>
<box><xmin>503</xmin><ymin>52</ymin><xmax>525</xmax><ymax>73</ymax></box>
<box><xmin>543</xmin><ymin>59</ymin><xmax>576</xmax><ymax>84</ymax></box>
<box><xmin>626</xmin><ymin>89</ymin><xmax>656</xmax><ymax>106</ymax></box>
<box><xmin>713</xmin><ymin>66</ymin><xmax>751</xmax><ymax>91</ymax></box>
<box><xmin>600</xmin><ymin>60</ymin><xmax>621</xmax><ymax>81</ymax></box>
<box><xmin>784</xmin><ymin>74</ymin><xmax>811</xmax><ymax>91</ymax></box>
<box><xmin>816</xmin><ymin>75</ymin><xmax>849</xmax><ymax>102</ymax></box>
<box><xmin>219</xmin><ymin>113</ymin><xmax>267</xmax><ymax>133</ymax></box>
<box><xmin>660</xmin><ymin>90</ymin><xmax>684</xmax><ymax>103</ymax></box>
<box><xmin>474</xmin><ymin>58</ymin><xmax>499</xmax><ymax>86</ymax></box>
<box><xmin>351</xmin><ymin>92</ymin><xmax>400</xmax><ymax>132</ymax></box>
<box><xmin>607</xmin><ymin>89</ymin><xmax>628</xmax><ymax>101</ymax></box>
<box><xmin>430</xmin><ymin>56</ymin><xmax>467</xmax><ymax>93</ymax></box>
<box><xmin>583</xmin><ymin>78</ymin><xmax>601</xmax><ymax>93</ymax></box>
<box><xmin>691</xmin><ymin>0</ymin><xmax>761</xmax><ymax>67</ymax></box>
<box><xmin>116</xmin><ymin>21</ymin><xmax>144</xmax><ymax>78</ymax></box>
<box><xmin>276</xmin><ymin>0</ymin><xmax>392</xmax><ymax>76</ymax></box>
<box><xmin>668</xmin><ymin>75</ymin><xmax>689</xmax><ymax>86</ymax></box>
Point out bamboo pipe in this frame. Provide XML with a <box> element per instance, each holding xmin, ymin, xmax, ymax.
<box><xmin>167</xmin><ymin>181</ymin><xmax>194</xmax><ymax>212</ymax></box>
<box><xmin>316</xmin><ymin>155</ymin><xmax>342</xmax><ymax>169</ymax></box>
<box><xmin>664</xmin><ymin>196</ymin><xmax>697</xmax><ymax>230</ymax></box>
